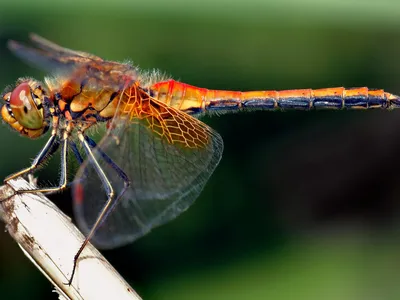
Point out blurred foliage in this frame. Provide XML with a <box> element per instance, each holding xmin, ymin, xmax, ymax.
<box><xmin>1</xmin><ymin>0</ymin><xmax>400</xmax><ymax>299</ymax></box>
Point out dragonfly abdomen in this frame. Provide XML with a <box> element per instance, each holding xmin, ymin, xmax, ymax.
<box><xmin>150</xmin><ymin>81</ymin><xmax>400</xmax><ymax>114</ymax></box>
<box><xmin>205</xmin><ymin>87</ymin><xmax>400</xmax><ymax>112</ymax></box>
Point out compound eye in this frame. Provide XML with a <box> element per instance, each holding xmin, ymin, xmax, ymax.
<box><xmin>9</xmin><ymin>82</ymin><xmax>44</xmax><ymax>130</ymax></box>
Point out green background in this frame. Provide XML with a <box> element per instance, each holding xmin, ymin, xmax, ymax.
<box><xmin>1</xmin><ymin>0</ymin><xmax>400</xmax><ymax>299</ymax></box>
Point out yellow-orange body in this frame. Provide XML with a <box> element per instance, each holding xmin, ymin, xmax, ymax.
<box><xmin>151</xmin><ymin>80</ymin><xmax>400</xmax><ymax>113</ymax></box>
<box><xmin>35</xmin><ymin>76</ymin><xmax>399</xmax><ymax>149</ymax></box>
<box><xmin>2</xmin><ymin>34</ymin><xmax>400</xmax><ymax>269</ymax></box>
<box><xmin>49</xmin><ymin>77</ymin><xmax>400</xmax><ymax>123</ymax></box>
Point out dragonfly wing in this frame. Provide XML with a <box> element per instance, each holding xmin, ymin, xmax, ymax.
<box><xmin>8</xmin><ymin>34</ymin><xmax>137</xmax><ymax>86</ymax></box>
<box><xmin>29</xmin><ymin>33</ymin><xmax>104</xmax><ymax>61</ymax></box>
<box><xmin>8</xmin><ymin>39</ymin><xmax>93</xmax><ymax>73</ymax></box>
<box><xmin>72</xmin><ymin>99</ymin><xmax>224</xmax><ymax>249</ymax></box>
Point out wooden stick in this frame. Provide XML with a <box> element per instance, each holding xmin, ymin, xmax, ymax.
<box><xmin>0</xmin><ymin>177</ymin><xmax>141</xmax><ymax>300</ymax></box>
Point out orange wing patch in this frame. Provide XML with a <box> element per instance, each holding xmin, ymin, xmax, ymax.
<box><xmin>120</xmin><ymin>86</ymin><xmax>210</xmax><ymax>148</ymax></box>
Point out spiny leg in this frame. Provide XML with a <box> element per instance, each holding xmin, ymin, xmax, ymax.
<box><xmin>69</xmin><ymin>140</ymin><xmax>84</xmax><ymax>165</ymax></box>
<box><xmin>16</xmin><ymin>129</ymin><xmax>71</xmax><ymax>195</ymax></box>
<box><xmin>68</xmin><ymin>131</ymin><xmax>130</xmax><ymax>285</ymax></box>
<box><xmin>66</xmin><ymin>140</ymin><xmax>88</xmax><ymax>188</ymax></box>
<box><xmin>5</xmin><ymin>116</ymin><xmax>64</xmax><ymax>192</ymax></box>
<box><xmin>84</xmin><ymin>136</ymin><xmax>131</xmax><ymax>228</ymax></box>
<box><xmin>85</xmin><ymin>136</ymin><xmax>130</xmax><ymax>183</ymax></box>
<box><xmin>27</xmin><ymin>137</ymin><xmax>67</xmax><ymax>194</ymax></box>
<box><xmin>4</xmin><ymin>133</ymin><xmax>59</xmax><ymax>183</ymax></box>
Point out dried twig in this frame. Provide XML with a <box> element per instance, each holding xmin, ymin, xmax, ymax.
<box><xmin>0</xmin><ymin>177</ymin><xmax>141</xmax><ymax>300</ymax></box>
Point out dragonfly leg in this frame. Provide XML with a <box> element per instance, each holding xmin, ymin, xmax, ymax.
<box><xmin>64</xmin><ymin>140</ymin><xmax>88</xmax><ymax>189</ymax></box>
<box><xmin>70</xmin><ymin>136</ymin><xmax>129</xmax><ymax>187</ymax></box>
<box><xmin>16</xmin><ymin>134</ymin><xmax>69</xmax><ymax>194</ymax></box>
<box><xmin>4</xmin><ymin>132</ymin><xmax>59</xmax><ymax>183</ymax></box>
<box><xmin>69</xmin><ymin>140</ymin><xmax>84</xmax><ymax>165</ymax></box>
<box><xmin>85</xmin><ymin>136</ymin><xmax>130</xmax><ymax>182</ymax></box>
<box><xmin>5</xmin><ymin>116</ymin><xmax>61</xmax><ymax>183</ymax></box>
<box><xmin>67</xmin><ymin>131</ymin><xmax>130</xmax><ymax>285</ymax></box>
<box><xmin>84</xmin><ymin>136</ymin><xmax>131</xmax><ymax>228</ymax></box>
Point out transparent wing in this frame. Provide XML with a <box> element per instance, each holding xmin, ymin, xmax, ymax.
<box><xmin>28</xmin><ymin>33</ymin><xmax>104</xmax><ymax>61</ymax></box>
<box><xmin>7</xmin><ymin>33</ymin><xmax>102</xmax><ymax>72</ymax></box>
<box><xmin>72</xmin><ymin>97</ymin><xmax>224</xmax><ymax>249</ymax></box>
<box><xmin>8</xmin><ymin>34</ymin><xmax>137</xmax><ymax>88</ymax></box>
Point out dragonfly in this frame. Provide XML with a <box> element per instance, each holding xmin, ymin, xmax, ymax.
<box><xmin>2</xmin><ymin>34</ymin><xmax>400</xmax><ymax>284</ymax></box>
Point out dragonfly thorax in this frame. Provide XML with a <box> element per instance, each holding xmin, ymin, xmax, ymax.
<box><xmin>1</xmin><ymin>79</ymin><xmax>50</xmax><ymax>138</ymax></box>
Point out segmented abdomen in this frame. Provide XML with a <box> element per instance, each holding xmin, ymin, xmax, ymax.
<box><xmin>150</xmin><ymin>80</ymin><xmax>400</xmax><ymax>114</ymax></box>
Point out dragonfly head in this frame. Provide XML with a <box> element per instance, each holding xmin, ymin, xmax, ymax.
<box><xmin>1</xmin><ymin>79</ymin><xmax>50</xmax><ymax>139</ymax></box>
